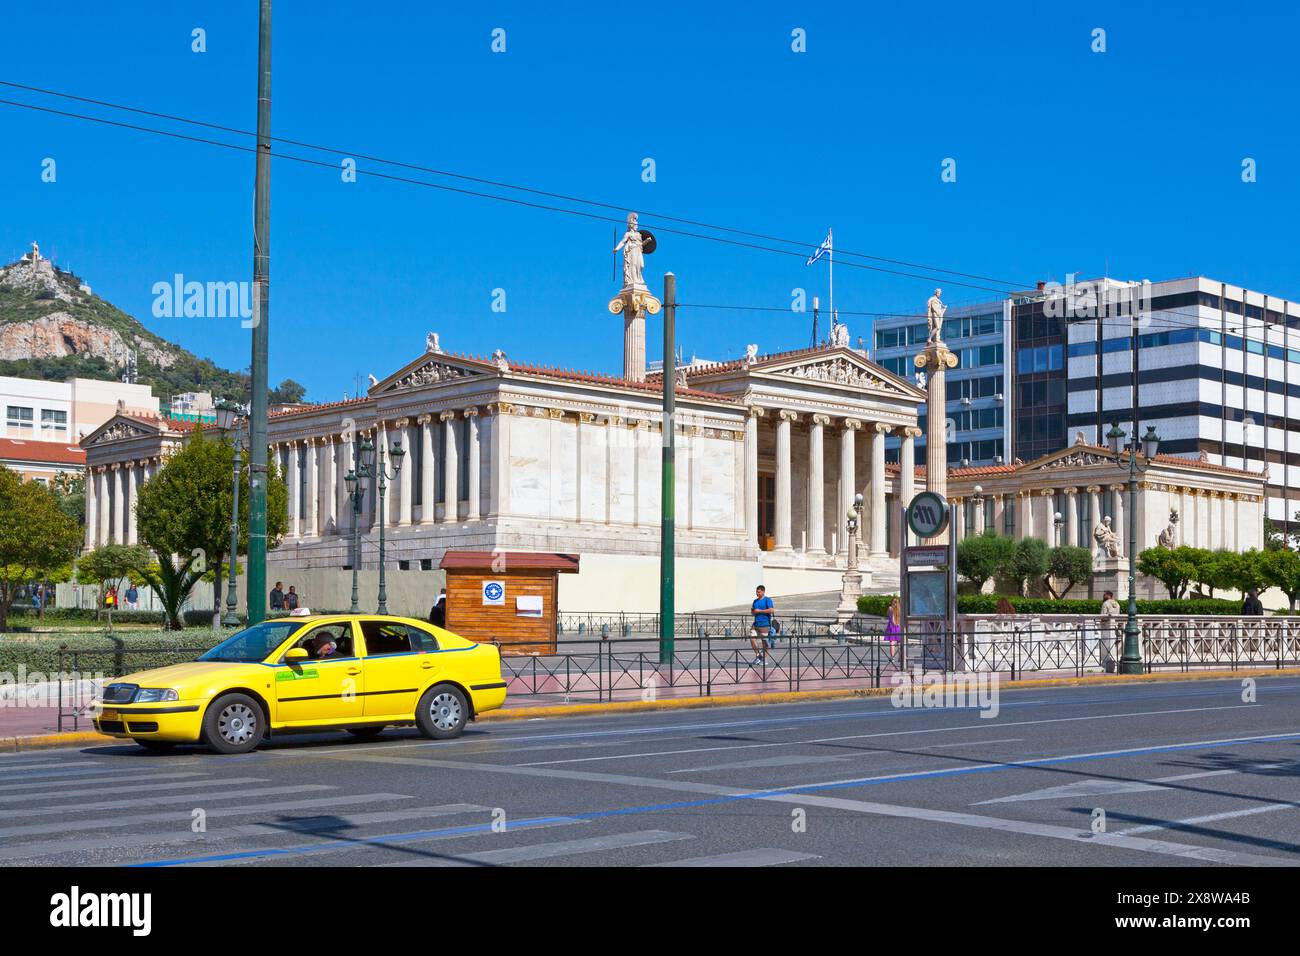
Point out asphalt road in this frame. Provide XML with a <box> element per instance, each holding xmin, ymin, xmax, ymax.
<box><xmin>3</xmin><ymin>676</ymin><xmax>1299</xmax><ymax>867</ymax></box>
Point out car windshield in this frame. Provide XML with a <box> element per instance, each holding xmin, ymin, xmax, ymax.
<box><xmin>199</xmin><ymin>621</ymin><xmax>301</xmax><ymax>663</ymax></box>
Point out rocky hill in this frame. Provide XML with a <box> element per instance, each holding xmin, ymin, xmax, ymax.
<box><xmin>0</xmin><ymin>246</ymin><xmax>250</xmax><ymax>403</ymax></box>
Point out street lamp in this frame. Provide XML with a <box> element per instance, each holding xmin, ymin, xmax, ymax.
<box><xmin>1107</xmin><ymin>421</ymin><xmax>1161</xmax><ymax>674</ymax></box>
<box><xmin>1053</xmin><ymin>511</ymin><xmax>1063</xmax><ymax>548</ymax></box>
<box><xmin>835</xmin><ymin>493</ymin><xmax>865</xmax><ymax>626</ymax></box>
<box><xmin>215</xmin><ymin>399</ymin><xmax>245</xmax><ymax>628</ymax></box>
<box><xmin>375</xmin><ymin>436</ymin><xmax>405</xmax><ymax>614</ymax></box>
<box><xmin>343</xmin><ymin>437</ymin><xmax>374</xmax><ymax>614</ymax></box>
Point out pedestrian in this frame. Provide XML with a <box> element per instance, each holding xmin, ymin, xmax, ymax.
<box><xmin>749</xmin><ymin>585</ymin><xmax>774</xmax><ymax>665</ymax></box>
<box><xmin>1242</xmin><ymin>588</ymin><xmax>1264</xmax><ymax>616</ymax></box>
<box><xmin>125</xmin><ymin>583</ymin><xmax>139</xmax><ymax>610</ymax></box>
<box><xmin>104</xmin><ymin>585</ymin><xmax>117</xmax><ymax>610</ymax></box>
<box><xmin>884</xmin><ymin>596</ymin><xmax>902</xmax><ymax>643</ymax></box>
<box><xmin>270</xmin><ymin>581</ymin><xmax>285</xmax><ymax>611</ymax></box>
<box><xmin>285</xmin><ymin>586</ymin><xmax>300</xmax><ymax>611</ymax></box>
<box><xmin>429</xmin><ymin>588</ymin><xmax>447</xmax><ymax>628</ymax></box>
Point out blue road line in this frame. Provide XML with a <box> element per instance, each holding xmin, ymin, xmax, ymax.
<box><xmin>130</xmin><ymin>729</ymin><xmax>1300</xmax><ymax>866</ymax></box>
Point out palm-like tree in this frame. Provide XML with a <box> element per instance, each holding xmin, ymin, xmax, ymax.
<box><xmin>137</xmin><ymin>553</ymin><xmax>205</xmax><ymax>630</ymax></box>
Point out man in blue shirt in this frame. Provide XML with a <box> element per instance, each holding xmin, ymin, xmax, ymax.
<box><xmin>749</xmin><ymin>585</ymin><xmax>774</xmax><ymax>665</ymax></box>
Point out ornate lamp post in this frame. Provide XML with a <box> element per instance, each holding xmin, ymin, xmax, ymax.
<box><xmin>1107</xmin><ymin>421</ymin><xmax>1161</xmax><ymax>674</ymax></box>
<box><xmin>1053</xmin><ymin>511</ymin><xmax>1063</xmax><ymax>548</ymax></box>
<box><xmin>374</xmin><ymin>436</ymin><xmax>405</xmax><ymax>614</ymax></box>
<box><xmin>214</xmin><ymin>400</ymin><xmax>244</xmax><ymax>628</ymax></box>
<box><xmin>835</xmin><ymin>493</ymin><xmax>866</xmax><ymax>625</ymax></box>
<box><xmin>343</xmin><ymin>437</ymin><xmax>374</xmax><ymax>614</ymax></box>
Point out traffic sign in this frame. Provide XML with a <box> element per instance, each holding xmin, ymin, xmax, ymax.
<box><xmin>906</xmin><ymin>491</ymin><xmax>949</xmax><ymax>538</ymax></box>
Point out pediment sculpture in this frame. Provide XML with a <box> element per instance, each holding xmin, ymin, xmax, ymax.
<box><xmin>390</xmin><ymin>360</ymin><xmax>476</xmax><ymax>390</ymax></box>
<box><xmin>779</xmin><ymin>358</ymin><xmax>882</xmax><ymax>388</ymax></box>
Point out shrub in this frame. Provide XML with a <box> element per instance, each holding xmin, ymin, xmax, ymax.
<box><xmin>1045</xmin><ymin>546</ymin><xmax>1093</xmax><ymax>599</ymax></box>
<box><xmin>0</xmin><ymin>631</ymin><xmax>226</xmax><ymax>678</ymax></box>
<box><xmin>956</xmin><ymin>532</ymin><xmax>1015</xmax><ymax>590</ymax></box>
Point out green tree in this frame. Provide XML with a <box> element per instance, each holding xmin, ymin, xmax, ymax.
<box><xmin>1045</xmin><ymin>545</ymin><xmax>1093</xmax><ymax>599</ymax></box>
<box><xmin>137</xmin><ymin>553</ymin><xmax>206</xmax><ymax>630</ymax></box>
<box><xmin>75</xmin><ymin>543</ymin><xmax>151</xmax><ymax>622</ymax></box>
<box><xmin>50</xmin><ymin>471</ymin><xmax>85</xmax><ymax>526</ymax></box>
<box><xmin>0</xmin><ymin>468</ymin><xmax>82</xmax><ymax>630</ymax></box>
<box><xmin>957</xmin><ymin>531</ymin><xmax>1015</xmax><ymax>591</ymax></box>
<box><xmin>1136</xmin><ymin>545</ymin><xmax>1199</xmax><ymax>599</ymax></box>
<box><xmin>269</xmin><ymin>379</ymin><xmax>307</xmax><ymax>404</ymax></box>
<box><xmin>1223</xmin><ymin>549</ymin><xmax>1269</xmax><ymax>596</ymax></box>
<box><xmin>1259</xmin><ymin>549</ymin><xmax>1300</xmax><ymax>611</ymax></box>
<box><xmin>1188</xmin><ymin>549</ymin><xmax>1236</xmax><ymax>598</ymax></box>
<box><xmin>1007</xmin><ymin>537</ymin><xmax>1050</xmax><ymax>597</ymax></box>
<box><xmin>134</xmin><ymin>428</ymin><xmax>288</xmax><ymax>626</ymax></box>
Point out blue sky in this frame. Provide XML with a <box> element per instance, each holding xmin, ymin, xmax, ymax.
<box><xmin>3</xmin><ymin>1</ymin><xmax>1298</xmax><ymax>402</ymax></box>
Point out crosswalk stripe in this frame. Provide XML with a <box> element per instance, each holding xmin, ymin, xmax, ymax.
<box><xmin>0</xmin><ymin>770</ymin><xmax>206</xmax><ymax>793</ymax></box>
<box><xmin>0</xmin><ymin>775</ymin><xmax>257</xmax><ymax>804</ymax></box>
<box><xmin>0</xmin><ymin>760</ymin><xmax>102</xmax><ymax>772</ymax></box>
<box><xmin>0</xmin><ymin>792</ymin><xmax>416</xmax><ymax>841</ymax></box>
<box><xmin>383</xmin><ymin>829</ymin><xmax>695</xmax><ymax>866</ymax></box>
<box><xmin>0</xmin><ymin>784</ymin><xmax>332</xmax><ymax>820</ymax></box>
<box><xmin>0</xmin><ymin>765</ymin><xmax>116</xmax><ymax>780</ymax></box>
<box><xmin>0</xmin><ymin>803</ymin><xmax>491</xmax><ymax>862</ymax></box>
<box><xmin>646</xmin><ymin>848</ymin><xmax>819</xmax><ymax>867</ymax></box>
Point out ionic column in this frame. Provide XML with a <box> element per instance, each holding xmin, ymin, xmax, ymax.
<box><xmin>992</xmin><ymin>494</ymin><xmax>1006</xmax><ymax>536</ymax></box>
<box><xmin>111</xmin><ymin>464</ymin><xmax>124</xmax><ymax>544</ymax></box>
<box><xmin>745</xmin><ymin>407</ymin><xmax>763</xmax><ymax>544</ymax></box>
<box><xmin>486</xmin><ymin>403</ymin><xmax>513</xmax><ymax>519</ymax></box>
<box><xmin>337</xmin><ymin>432</ymin><xmax>352</xmax><ymax>534</ymax></box>
<box><xmin>951</xmin><ymin>496</ymin><xmax>965</xmax><ymax>544</ymax></box>
<box><xmin>899</xmin><ymin>426</ymin><xmax>918</xmax><ymax>543</ymax></box>
<box><xmin>869</xmin><ymin>422</ymin><xmax>888</xmax><ymax>557</ymax></box>
<box><xmin>464</xmin><ymin>407</ymin><xmax>481</xmax><ymax>521</ymax></box>
<box><xmin>774</xmin><ymin>410</ymin><xmax>796</xmax><ymax>553</ymax></box>
<box><xmin>1065</xmin><ymin>487</ymin><xmax>1079</xmax><ymax>549</ymax></box>
<box><xmin>125</xmin><ymin>462</ymin><xmax>138</xmax><ymax>545</ymax></box>
<box><xmin>395</xmin><ymin>418</ymin><xmax>412</xmax><ymax>526</ymax></box>
<box><xmin>323</xmin><ymin>437</ymin><xmax>337</xmax><ymax>534</ymax></box>
<box><xmin>1019</xmin><ymin>489</ymin><xmax>1034</xmax><ymax>540</ymax></box>
<box><xmin>84</xmin><ymin>467</ymin><xmax>98</xmax><ymax>550</ymax></box>
<box><xmin>972</xmin><ymin>493</ymin><xmax>986</xmax><ymax>536</ymax></box>
<box><xmin>839</xmin><ymin>419</ymin><xmax>861</xmax><ymax>556</ymax></box>
<box><xmin>418</xmin><ymin>415</ymin><xmax>435</xmax><ymax>523</ymax></box>
<box><xmin>305</xmin><ymin>439</ymin><xmax>319</xmax><ymax>536</ymax></box>
<box><xmin>96</xmin><ymin>467</ymin><xmax>110</xmax><ymax>546</ymax></box>
<box><xmin>807</xmin><ymin>414</ymin><xmax>828</xmax><ymax>554</ymax></box>
<box><xmin>441</xmin><ymin>410</ymin><xmax>459</xmax><ymax>523</ymax></box>
<box><xmin>287</xmin><ymin>441</ymin><xmax>301</xmax><ymax>537</ymax></box>
<box><xmin>1086</xmin><ymin>485</ymin><xmax>1102</xmax><ymax>546</ymax></box>
<box><xmin>1038</xmin><ymin>488</ymin><xmax>1056</xmax><ymax>545</ymax></box>
<box><xmin>1110</xmin><ymin>484</ymin><xmax>1126</xmax><ymax>549</ymax></box>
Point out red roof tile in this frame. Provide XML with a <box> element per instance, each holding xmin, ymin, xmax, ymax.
<box><xmin>0</xmin><ymin>438</ymin><xmax>85</xmax><ymax>466</ymax></box>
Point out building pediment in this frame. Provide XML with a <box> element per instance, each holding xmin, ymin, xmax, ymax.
<box><xmin>82</xmin><ymin>415</ymin><xmax>158</xmax><ymax>447</ymax></box>
<box><xmin>372</xmin><ymin>354</ymin><xmax>494</xmax><ymax>394</ymax></box>
<box><xmin>1023</xmin><ymin>444</ymin><xmax>1120</xmax><ymax>472</ymax></box>
<box><xmin>688</xmin><ymin>346</ymin><xmax>925</xmax><ymax>402</ymax></box>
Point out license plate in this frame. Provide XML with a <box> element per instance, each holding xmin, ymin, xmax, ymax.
<box><xmin>100</xmin><ymin>709</ymin><xmax>118</xmax><ymax>720</ymax></box>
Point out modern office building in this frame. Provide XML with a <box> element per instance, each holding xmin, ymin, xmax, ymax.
<box><xmin>872</xmin><ymin>274</ymin><xmax>1300</xmax><ymax>532</ymax></box>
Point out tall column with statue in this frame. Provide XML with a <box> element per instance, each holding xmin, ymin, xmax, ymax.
<box><xmin>608</xmin><ymin>212</ymin><xmax>661</xmax><ymax>382</ymax></box>
<box><xmin>914</xmin><ymin>289</ymin><xmax>958</xmax><ymax>541</ymax></box>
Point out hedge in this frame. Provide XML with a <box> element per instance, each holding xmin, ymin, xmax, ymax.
<box><xmin>4</xmin><ymin>607</ymin><xmax>224</xmax><ymax>628</ymax></box>
<box><xmin>856</xmin><ymin>595</ymin><xmax>1248</xmax><ymax>618</ymax></box>
<box><xmin>0</xmin><ymin>632</ymin><xmax>227</xmax><ymax>678</ymax></box>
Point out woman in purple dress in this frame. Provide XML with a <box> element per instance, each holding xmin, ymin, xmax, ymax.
<box><xmin>884</xmin><ymin>597</ymin><xmax>902</xmax><ymax>642</ymax></box>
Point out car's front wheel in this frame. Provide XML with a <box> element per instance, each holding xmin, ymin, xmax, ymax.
<box><xmin>201</xmin><ymin>693</ymin><xmax>263</xmax><ymax>754</ymax></box>
<box><xmin>415</xmin><ymin>684</ymin><xmax>468</xmax><ymax>740</ymax></box>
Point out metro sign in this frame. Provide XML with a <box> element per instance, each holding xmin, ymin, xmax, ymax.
<box><xmin>907</xmin><ymin>491</ymin><xmax>950</xmax><ymax>538</ymax></box>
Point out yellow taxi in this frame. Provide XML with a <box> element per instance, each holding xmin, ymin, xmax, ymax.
<box><xmin>92</xmin><ymin>612</ymin><xmax>508</xmax><ymax>754</ymax></box>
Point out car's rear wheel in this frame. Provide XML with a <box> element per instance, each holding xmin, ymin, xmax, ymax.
<box><xmin>415</xmin><ymin>684</ymin><xmax>468</xmax><ymax>740</ymax></box>
<box><xmin>346</xmin><ymin>726</ymin><xmax>386</xmax><ymax>740</ymax></box>
<box><xmin>201</xmin><ymin>693</ymin><xmax>263</xmax><ymax>754</ymax></box>
<box><xmin>134</xmin><ymin>739</ymin><xmax>176</xmax><ymax>752</ymax></box>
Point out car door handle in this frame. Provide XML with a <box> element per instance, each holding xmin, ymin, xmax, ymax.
<box><xmin>346</xmin><ymin>667</ymin><xmax>361</xmax><ymax>675</ymax></box>
<box><xmin>420</xmin><ymin>660</ymin><xmax>435</xmax><ymax>669</ymax></box>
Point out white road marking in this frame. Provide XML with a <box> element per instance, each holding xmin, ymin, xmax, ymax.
<box><xmin>0</xmin><ymin>770</ymin><xmax>207</xmax><ymax>793</ymax></box>
<box><xmin>0</xmin><ymin>775</ymin><xmax>257</xmax><ymax>804</ymax></box>
<box><xmin>974</xmin><ymin>769</ymin><xmax>1241</xmax><ymax>805</ymax></box>
<box><xmin>1116</xmin><ymin>803</ymin><xmax>1300</xmax><ymax>837</ymax></box>
<box><xmin>646</xmin><ymin>848</ymin><xmax>819</xmax><ymax>867</ymax></box>
<box><xmin>0</xmin><ymin>784</ymin><xmax>333</xmax><ymax>820</ymax></box>
<box><xmin>381</xmin><ymin>830</ymin><xmax>694</xmax><ymax>867</ymax></box>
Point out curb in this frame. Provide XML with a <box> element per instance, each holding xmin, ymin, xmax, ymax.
<box><xmin>6</xmin><ymin>666</ymin><xmax>1298</xmax><ymax>751</ymax></box>
<box><xmin>477</xmin><ymin>666</ymin><xmax>1300</xmax><ymax>722</ymax></box>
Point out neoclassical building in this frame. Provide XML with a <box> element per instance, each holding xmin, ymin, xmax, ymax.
<box><xmin>80</xmin><ymin>344</ymin><xmax>1267</xmax><ymax>611</ymax></box>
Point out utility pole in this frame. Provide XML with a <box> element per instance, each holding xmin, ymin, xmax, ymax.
<box><xmin>659</xmin><ymin>272</ymin><xmax>676</xmax><ymax>665</ymax></box>
<box><xmin>246</xmin><ymin>0</ymin><xmax>273</xmax><ymax>625</ymax></box>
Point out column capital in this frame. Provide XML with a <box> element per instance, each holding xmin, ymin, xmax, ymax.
<box><xmin>109</xmin><ymin>462</ymin><xmax>121</xmax><ymax>471</ymax></box>
<box><xmin>842</xmin><ymin>417</ymin><xmax>863</xmax><ymax>431</ymax></box>
<box><xmin>485</xmin><ymin>402</ymin><xmax>515</xmax><ymax>416</ymax></box>
<box><xmin>416</xmin><ymin>413</ymin><xmax>432</xmax><ymax>425</ymax></box>
<box><xmin>896</xmin><ymin>425</ymin><xmax>922</xmax><ymax>438</ymax></box>
<box><xmin>439</xmin><ymin>410</ymin><xmax>458</xmax><ymax>422</ymax></box>
<box><xmin>950</xmin><ymin>495</ymin><xmax>965</xmax><ymax>504</ymax></box>
<box><xmin>394</xmin><ymin>417</ymin><xmax>410</xmax><ymax>428</ymax></box>
<box><xmin>1086</xmin><ymin>484</ymin><xmax>1102</xmax><ymax>494</ymax></box>
<box><xmin>747</xmin><ymin>405</ymin><xmax>766</xmax><ymax>419</ymax></box>
<box><xmin>1037</xmin><ymin>488</ymin><xmax>1055</xmax><ymax>497</ymax></box>
<box><xmin>810</xmin><ymin>413</ymin><xmax>831</xmax><ymax>427</ymax></box>
<box><xmin>463</xmin><ymin>406</ymin><xmax>480</xmax><ymax>418</ymax></box>
<box><xmin>1109</xmin><ymin>483</ymin><xmax>1126</xmax><ymax>493</ymax></box>
<box><xmin>777</xmin><ymin>409</ymin><xmax>799</xmax><ymax>423</ymax></box>
<box><xmin>1064</xmin><ymin>487</ymin><xmax>1078</xmax><ymax>497</ymax></box>
<box><xmin>578</xmin><ymin>411</ymin><xmax>596</xmax><ymax>424</ymax></box>
<box><xmin>872</xmin><ymin>422</ymin><xmax>892</xmax><ymax>435</ymax></box>
<box><xmin>1017</xmin><ymin>489</ymin><xmax>1034</xmax><ymax>498</ymax></box>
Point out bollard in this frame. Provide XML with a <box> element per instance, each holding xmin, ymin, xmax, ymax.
<box><xmin>578</xmin><ymin>623</ymin><xmax>585</xmax><ymax>636</ymax></box>
<box><xmin>623</xmin><ymin>623</ymin><xmax>632</xmax><ymax>637</ymax></box>
<box><xmin>724</xmin><ymin>625</ymin><xmax>732</xmax><ymax>638</ymax></box>
<box><xmin>601</xmin><ymin>623</ymin><xmax>610</xmax><ymax>641</ymax></box>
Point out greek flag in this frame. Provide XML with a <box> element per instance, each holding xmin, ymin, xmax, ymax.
<box><xmin>806</xmin><ymin>231</ymin><xmax>832</xmax><ymax>265</ymax></box>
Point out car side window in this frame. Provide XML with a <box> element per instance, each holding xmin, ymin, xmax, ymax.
<box><xmin>360</xmin><ymin>621</ymin><xmax>438</xmax><ymax>655</ymax></box>
<box><xmin>284</xmin><ymin>623</ymin><xmax>354</xmax><ymax>661</ymax></box>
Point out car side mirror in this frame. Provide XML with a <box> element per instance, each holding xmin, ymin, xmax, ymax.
<box><xmin>284</xmin><ymin>647</ymin><xmax>309</xmax><ymax>663</ymax></box>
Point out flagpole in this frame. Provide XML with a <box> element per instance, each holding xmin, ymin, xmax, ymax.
<box><xmin>828</xmin><ymin>227</ymin><xmax>834</xmax><ymax>340</ymax></box>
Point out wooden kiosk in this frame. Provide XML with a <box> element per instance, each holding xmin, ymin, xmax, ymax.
<box><xmin>439</xmin><ymin>551</ymin><xmax>579</xmax><ymax>654</ymax></box>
